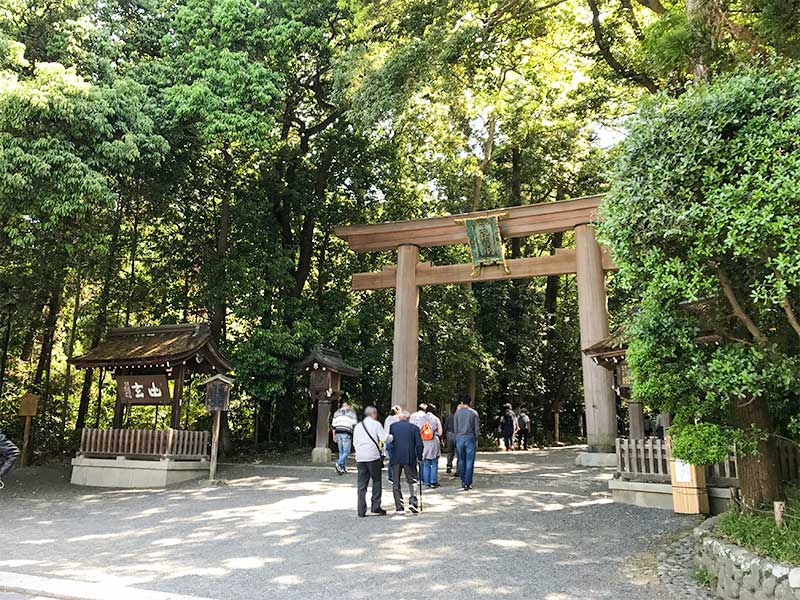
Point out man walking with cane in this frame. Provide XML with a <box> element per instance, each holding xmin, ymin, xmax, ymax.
<box><xmin>388</xmin><ymin>411</ymin><xmax>423</xmax><ymax>514</ymax></box>
<box><xmin>0</xmin><ymin>428</ymin><xmax>20</xmax><ymax>489</ymax></box>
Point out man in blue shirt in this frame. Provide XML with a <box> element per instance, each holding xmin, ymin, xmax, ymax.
<box><xmin>388</xmin><ymin>411</ymin><xmax>423</xmax><ymax>513</ymax></box>
<box><xmin>453</xmin><ymin>396</ymin><xmax>480</xmax><ymax>490</ymax></box>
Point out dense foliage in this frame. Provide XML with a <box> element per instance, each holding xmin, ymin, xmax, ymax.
<box><xmin>601</xmin><ymin>64</ymin><xmax>800</xmax><ymax>505</ymax></box>
<box><xmin>1</xmin><ymin>0</ymin><xmax>798</xmax><ymax>461</ymax></box>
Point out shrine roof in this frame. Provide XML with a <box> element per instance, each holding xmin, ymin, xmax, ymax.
<box><xmin>70</xmin><ymin>323</ymin><xmax>233</xmax><ymax>372</ymax></box>
<box><xmin>583</xmin><ymin>327</ymin><xmax>628</xmax><ymax>364</ymax></box>
<box><xmin>296</xmin><ymin>346</ymin><xmax>361</xmax><ymax>377</ymax></box>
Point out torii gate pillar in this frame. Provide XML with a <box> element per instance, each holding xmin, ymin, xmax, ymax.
<box><xmin>391</xmin><ymin>244</ymin><xmax>420</xmax><ymax>412</ymax></box>
<box><xmin>575</xmin><ymin>224</ymin><xmax>616</xmax><ymax>453</ymax></box>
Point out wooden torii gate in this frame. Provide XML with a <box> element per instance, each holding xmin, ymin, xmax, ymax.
<box><xmin>336</xmin><ymin>194</ymin><xmax>619</xmax><ymax>453</ymax></box>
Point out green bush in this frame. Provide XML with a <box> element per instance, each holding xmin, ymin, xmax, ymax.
<box><xmin>718</xmin><ymin>487</ymin><xmax>800</xmax><ymax>565</ymax></box>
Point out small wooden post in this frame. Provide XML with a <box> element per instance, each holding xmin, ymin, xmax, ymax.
<box><xmin>554</xmin><ymin>412</ymin><xmax>560</xmax><ymax>444</ymax></box>
<box><xmin>18</xmin><ymin>394</ymin><xmax>39</xmax><ymax>467</ymax></box>
<box><xmin>775</xmin><ymin>501</ymin><xmax>786</xmax><ymax>528</ymax></box>
<box><xmin>209</xmin><ymin>409</ymin><xmax>221</xmax><ymax>481</ymax></box>
<box><xmin>21</xmin><ymin>415</ymin><xmax>32</xmax><ymax>466</ymax></box>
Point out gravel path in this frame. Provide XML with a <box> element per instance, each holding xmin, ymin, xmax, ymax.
<box><xmin>3</xmin><ymin>446</ymin><xmax>701</xmax><ymax>600</ymax></box>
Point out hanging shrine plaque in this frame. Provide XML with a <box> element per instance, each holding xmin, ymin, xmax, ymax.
<box><xmin>116</xmin><ymin>375</ymin><xmax>171</xmax><ymax>405</ymax></box>
<box><xmin>457</xmin><ymin>213</ymin><xmax>510</xmax><ymax>277</ymax></box>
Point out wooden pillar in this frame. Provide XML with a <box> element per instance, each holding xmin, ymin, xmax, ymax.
<box><xmin>628</xmin><ymin>401</ymin><xmax>645</xmax><ymax>440</ymax></box>
<box><xmin>311</xmin><ymin>392</ymin><xmax>334</xmax><ymax>463</ymax></box>
<box><xmin>575</xmin><ymin>224</ymin><xmax>616</xmax><ymax>453</ymax></box>
<box><xmin>112</xmin><ymin>398</ymin><xmax>124</xmax><ymax>429</ymax></box>
<box><xmin>315</xmin><ymin>396</ymin><xmax>332</xmax><ymax>449</ymax></box>
<box><xmin>171</xmin><ymin>364</ymin><xmax>185</xmax><ymax>429</ymax></box>
<box><xmin>391</xmin><ymin>244</ymin><xmax>420</xmax><ymax>413</ymax></box>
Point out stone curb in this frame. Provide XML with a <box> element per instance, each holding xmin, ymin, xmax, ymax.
<box><xmin>693</xmin><ymin>516</ymin><xmax>800</xmax><ymax>599</ymax></box>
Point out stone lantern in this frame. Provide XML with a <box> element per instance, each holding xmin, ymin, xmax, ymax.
<box><xmin>297</xmin><ymin>347</ymin><xmax>361</xmax><ymax>463</ymax></box>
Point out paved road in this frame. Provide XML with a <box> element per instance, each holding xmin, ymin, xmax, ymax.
<box><xmin>2</xmin><ymin>447</ymin><xmax>699</xmax><ymax>600</ymax></box>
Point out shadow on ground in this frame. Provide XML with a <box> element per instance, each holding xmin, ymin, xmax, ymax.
<box><xmin>3</xmin><ymin>446</ymin><xmax>697</xmax><ymax>600</ymax></box>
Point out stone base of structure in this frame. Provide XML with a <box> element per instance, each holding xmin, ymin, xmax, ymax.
<box><xmin>609</xmin><ymin>479</ymin><xmax>674</xmax><ymax>510</ymax></box>
<box><xmin>311</xmin><ymin>447</ymin><xmax>332</xmax><ymax>464</ymax></box>
<box><xmin>574</xmin><ymin>452</ymin><xmax>617</xmax><ymax>467</ymax></box>
<box><xmin>71</xmin><ymin>456</ymin><xmax>209</xmax><ymax>488</ymax></box>
<box><xmin>609</xmin><ymin>479</ymin><xmax>734</xmax><ymax>514</ymax></box>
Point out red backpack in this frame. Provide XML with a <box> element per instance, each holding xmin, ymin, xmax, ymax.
<box><xmin>420</xmin><ymin>421</ymin><xmax>434</xmax><ymax>441</ymax></box>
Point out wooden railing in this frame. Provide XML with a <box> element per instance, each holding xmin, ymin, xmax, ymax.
<box><xmin>616</xmin><ymin>438</ymin><xmax>670</xmax><ymax>482</ymax></box>
<box><xmin>616</xmin><ymin>437</ymin><xmax>800</xmax><ymax>487</ymax></box>
<box><xmin>79</xmin><ymin>428</ymin><xmax>209</xmax><ymax>460</ymax></box>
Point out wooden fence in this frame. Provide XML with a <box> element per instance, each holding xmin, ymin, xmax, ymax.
<box><xmin>616</xmin><ymin>437</ymin><xmax>800</xmax><ymax>487</ymax></box>
<box><xmin>79</xmin><ymin>428</ymin><xmax>209</xmax><ymax>460</ymax></box>
<box><xmin>616</xmin><ymin>438</ymin><xmax>670</xmax><ymax>482</ymax></box>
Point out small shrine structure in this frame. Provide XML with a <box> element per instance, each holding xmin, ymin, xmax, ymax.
<box><xmin>297</xmin><ymin>347</ymin><xmax>360</xmax><ymax>464</ymax></box>
<box><xmin>69</xmin><ymin>323</ymin><xmax>233</xmax><ymax>488</ymax></box>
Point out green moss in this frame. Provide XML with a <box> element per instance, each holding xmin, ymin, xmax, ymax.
<box><xmin>693</xmin><ymin>566</ymin><xmax>714</xmax><ymax>588</ymax></box>
<box><xmin>718</xmin><ymin>487</ymin><xmax>800</xmax><ymax>565</ymax></box>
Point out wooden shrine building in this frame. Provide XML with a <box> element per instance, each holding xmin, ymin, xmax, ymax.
<box><xmin>71</xmin><ymin>323</ymin><xmax>233</xmax><ymax>429</ymax></box>
<box><xmin>68</xmin><ymin>323</ymin><xmax>233</xmax><ymax>487</ymax></box>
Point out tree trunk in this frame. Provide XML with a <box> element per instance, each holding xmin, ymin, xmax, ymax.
<box><xmin>20</xmin><ymin>298</ymin><xmax>46</xmax><ymax>361</ymax></box>
<box><xmin>211</xmin><ymin>144</ymin><xmax>233</xmax><ymax>342</ymax></box>
<box><xmin>735</xmin><ymin>395</ymin><xmax>784</xmax><ymax>508</ymax></box>
<box><xmin>76</xmin><ymin>203</ymin><xmax>124</xmax><ymax>430</ymax></box>
<box><xmin>33</xmin><ymin>284</ymin><xmax>62</xmax><ymax>389</ymax></box>
<box><xmin>510</xmin><ymin>145</ymin><xmax>522</xmax><ymax>258</ymax></box>
<box><xmin>0</xmin><ymin>313</ymin><xmax>11</xmax><ymax>398</ymax></box>
<box><xmin>124</xmin><ymin>208</ymin><xmax>139</xmax><ymax>327</ymax></box>
<box><xmin>62</xmin><ymin>267</ymin><xmax>82</xmax><ymax>450</ymax></box>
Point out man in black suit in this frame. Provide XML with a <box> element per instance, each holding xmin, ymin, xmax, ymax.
<box><xmin>388</xmin><ymin>411</ymin><xmax>423</xmax><ymax>514</ymax></box>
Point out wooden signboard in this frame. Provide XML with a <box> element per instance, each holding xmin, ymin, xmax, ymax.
<box><xmin>202</xmin><ymin>375</ymin><xmax>233</xmax><ymax>481</ymax></box>
<box><xmin>205</xmin><ymin>381</ymin><xmax>230</xmax><ymax>412</ymax></box>
<box><xmin>19</xmin><ymin>394</ymin><xmax>40</xmax><ymax>466</ymax></box>
<box><xmin>19</xmin><ymin>394</ymin><xmax>40</xmax><ymax>417</ymax></box>
<box><xmin>116</xmin><ymin>375</ymin><xmax>171</xmax><ymax>405</ymax></box>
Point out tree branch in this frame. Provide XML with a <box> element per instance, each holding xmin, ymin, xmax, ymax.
<box><xmin>586</xmin><ymin>0</ymin><xmax>659</xmax><ymax>93</ymax></box>
<box><xmin>718</xmin><ymin>268</ymin><xmax>768</xmax><ymax>345</ymax></box>
<box><xmin>619</xmin><ymin>0</ymin><xmax>645</xmax><ymax>40</ymax></box>
<box><xmin>633</xmin><ymin>0</ymin><xmax>666</xmax><ymax>14</ymax></box>
<box><xmin>782</xmin><ymin>296</ymin><xmax>800</xmax><ymax>339</ymax></box>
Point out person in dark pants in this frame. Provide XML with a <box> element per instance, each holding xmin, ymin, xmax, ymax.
<box><xmin>352</xmin><ymin>406</ymin><xmax>390</xmax><ymax>517</ymax></box>
<box><xmin>517</xmin><ymin>408</ymin><xmax>531</xmax><ymax>450</ymax></box>
<box><xmin>454</xmin><ymin>396</ymin><xmax>480</xmax><ymax>490</ymax></box>
<box><xmin>384</xmin><ymin>405</ymin><xmax>401</xmax><ymax>483</ymax></box>
<box><xmin>0</xmin><ymin>429</ymin><xmax>20</xmax><ymax>488</ymax></box>
<box><xmin>499</xmin><ymin>403</ymin><xmax>518</xmax><ymax>451</ymax></box>
<box><xmin>388</xmin><ymin>411</ymin><xmax>423</xmax><ymax>514</ymax></box>
<box><xmin>444</xmin><ymin>402</ymin><xmax>458</xmax><ymax>475</ymax></box>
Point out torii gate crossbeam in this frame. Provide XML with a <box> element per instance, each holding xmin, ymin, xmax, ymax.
<box><xmin>335</xmin><ymin>194</ymin><xmax>618</xmax><ymax>454</ymax></box>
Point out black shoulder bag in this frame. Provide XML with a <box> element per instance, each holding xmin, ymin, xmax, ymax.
<box><xmin>361</xmin><ymin>421</ymin><xmax>385</xmax><ymax>468</ymax></box>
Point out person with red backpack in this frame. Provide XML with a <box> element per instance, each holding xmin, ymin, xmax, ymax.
<box><xmin>420</xmin><ymin>404</ymin><xmax>442</xmax><ymax>488</ymax></box>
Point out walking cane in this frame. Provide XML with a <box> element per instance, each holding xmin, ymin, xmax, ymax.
<box><xmin>418</xmin><ymin>460</ymin><xmax>423</xmax><ymax>513</ymax></box>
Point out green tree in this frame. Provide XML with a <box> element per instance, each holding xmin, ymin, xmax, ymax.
<box><xmin>601</xmin><ymin>63</ymin><xmax>800</xmax><ymax>507</ymax></box>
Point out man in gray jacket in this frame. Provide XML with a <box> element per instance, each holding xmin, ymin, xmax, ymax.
<box><xmin>453</xmin><ymin>396</ymin><xmax>480</xmax><ymax>490</ymax></box>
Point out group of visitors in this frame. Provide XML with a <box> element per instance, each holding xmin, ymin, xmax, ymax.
<box><xmin>334</xmin><ymin>395</ymin><xmax>482</xmax><ymax>516</ymax></box>
<box><xmin>0</xmin><ymin>428</ymin><xmax>20</xmax><ymax>489</ymax></box>
<box><xmin>497</xmin><ymin>403</ymin><xmax>532</xmax><ymax>451</ymax></box>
